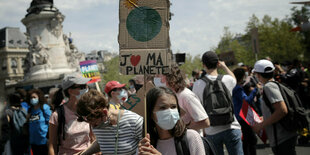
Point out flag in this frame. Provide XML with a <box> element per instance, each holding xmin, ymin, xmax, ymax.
<box><xmin>239</xmin><ymin>100</ymin><xmax>267</xmax><ymax>144</ymax></box>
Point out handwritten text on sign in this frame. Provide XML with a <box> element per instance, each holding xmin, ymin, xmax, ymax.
<box><xmin>119</xmin><ymin>49</ymin><xmax>171</xmax><ymax>75</ymax></box>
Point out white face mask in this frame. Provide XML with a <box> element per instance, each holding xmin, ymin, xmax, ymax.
<box><xmin>76</xmin><ymin>88</ymin><xmax>88</xmax><ymax>100</ymax></box>
<box><xmin>155</xmin><ymin>108</ymin><xmax>180</xmax><ymax>130</ymax></box>
<box><xmin>117</xmin><ymin>89</ymin><xmax>128</xmax><ymax>103</ymax></box>
<box><xmin>153</xmin><ymin>77</ymin><xmax>166</xmax><ymax>87</ymax></box>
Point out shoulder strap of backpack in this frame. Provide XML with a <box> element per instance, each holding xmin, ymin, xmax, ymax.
<box><xmin>216</xmin><ymin>74</ymin><xmax>223</xmax><ymax>81</ymax></box>
<box><xmin>174</xmin><ymin>132</ymin><xmax>190</xmax><ymax>155</ymax></box>
<box><xmin>201</xmin><ymin>76</ymin><xmax>212</xmax><ymax>106</ymax></box>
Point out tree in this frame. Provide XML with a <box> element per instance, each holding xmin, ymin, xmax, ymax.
<box><xmin>101</xmin><ymin>56</ymin><xmax>134</xmax><ymax>87</ymax></box>
<box><xmin>289</xmin><ymin>6</ymin><xmax>310</xmax><ymax>61</ymax></box>
<box><xmin>179</xmin><ymin>53</ymin><xmax>202</xmax><ymax>79</ymax></box>
<box><xmin>213</xmin><ymin>14</ymin><xmax>306</xmax><ymax>66</ymax></box>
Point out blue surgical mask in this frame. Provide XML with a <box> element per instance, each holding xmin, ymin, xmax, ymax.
<box><xmin>117</xmin><ymin>89</ymin><xmax>128</xmax><ymax>103</ymax></box>
<box><xmin>76</xmin><ymin>88</ymin><xmax>88</xmax><ymax>100</ymax></box>
<box><xmin>155</xmin><ymin>108</ymin><xmax>180</xmax><ymax>130</ymax></box>
<box><xmin>129</xmin><ymin>85</ymin><xmax>135</xmax><ymax>89</ymax></box>
<box><xmin>153</xmin><ymin>77</ymin><xmax>166</xmax><ymax>87</ymax></box>
<box><xmin>30</xmin><ymin>98</ymin><xmax>39</xmax><ymax>106</ymax></box>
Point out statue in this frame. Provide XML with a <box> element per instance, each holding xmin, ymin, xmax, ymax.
<box><xmin>30</xmin><ymin>0</ymin><xmax>53</xmax><ymax>7</ymax></box>
<box><xmin>25</xmin><ymin>36</ymin><xmax>51</xmax><ymax>68</ymax></box>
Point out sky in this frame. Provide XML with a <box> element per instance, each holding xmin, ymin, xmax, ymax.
<box><xmin>0</xmin><ymin>0</ymin><xmax>304</xmax><ymax>57</ymax></box>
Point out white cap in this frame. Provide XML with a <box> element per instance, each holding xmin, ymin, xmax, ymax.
<box><xmin>253</xmin><ymin>59</ymin><xmax>275</xmax><ymax>73</ymax></box>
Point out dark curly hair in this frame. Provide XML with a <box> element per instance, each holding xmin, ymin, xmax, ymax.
<box><xmin>164</xmin><ymin>64</ymin><xmax>186</xmax><ymax>93</ymax></box>
<box><xmin>146</xmin><ymin>87</ymin><xmax>186</xmax><ymax>147</ymax></box>
<box><xmin>76</xmin><ymin>89</ymin><xmax>109</xmax><ymax>122</ymax></box>
<box><xmin>27</xmin><ymin>89</ymin><xmax>46</xmax><ymax>109</ymax></box>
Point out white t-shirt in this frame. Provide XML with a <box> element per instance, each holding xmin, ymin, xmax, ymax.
<box><xmin>177</xmin><ymin>88</ymin><xmax>208</xmax><ymax>134</ymax></box>
<box><xmin>156</xmin><ymin>129</ymin><xmax>205</xmax><ymax>155</ymax></box>
<box><xmin>192</xmin><ymin>74</ymin><xmax>241</xmax><ymax>135</ymax></box>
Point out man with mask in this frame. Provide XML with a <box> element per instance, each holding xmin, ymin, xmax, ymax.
<box><xmin>104</xmin><ymin>81</ymin><xmax>128</xmax><ymax>110</ymax></box>
<box><xmin>48</xmin><ymin>73</ymin><xmax>95</xmax><ymax>155</ymax></box>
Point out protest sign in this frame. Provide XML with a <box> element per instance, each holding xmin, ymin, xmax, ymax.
<box><xmin>121</xmin><ymin>81</ymin><xmax>154</xmax><ymax>117</ymax></box>
<box><xmin>239</xmin><ymin>100</ymin><xmax>267</xmax><ymax>144</ymax></box>
<box><xmin>119</xmin><ymin>49</ymin><xmax>171</xmax><ymax>75</ymax></box>
<box><xmin>119</xmin><ymin>0</ymin><xmax>170</xmax><ymax>49</ymax></box>
<box><xmin>80</xmin><ymin>60</ymin><xmax>101</xmax><ymax>91</ymax></box>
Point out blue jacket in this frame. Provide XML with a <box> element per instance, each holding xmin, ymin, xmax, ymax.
<box><xmin>232</xmin><ymin>85</ymin><xmax>257</xmax><ymax>121</ymax></box>
<box><xmin>29</xmin><ymin>104</ymin><xmax>51</xmax><ymax>145</ymax></box>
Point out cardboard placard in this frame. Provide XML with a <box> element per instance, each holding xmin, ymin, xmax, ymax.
<box><xmin>119</xmin><ymin>49</ymin><xmax>171</xmax><ymax>75</ymax></box>
<box><xmin>121</xmin><ymin>81</ymin><xmax>154</xmax><ymax>117</ymax></box>
<box><xmin>239</xmin><ymin>100</ymin><xmax>267</xmax><ymax>144</ymax></box>
<box><xmin>118</xmin><ymin>0</ymin><xmax>170</xmax><ymax>49</ymax></box>
<box><xmin>80</xmin><ymin>60</ymin><xmax>101</xmax><ymax>84</ymax></box>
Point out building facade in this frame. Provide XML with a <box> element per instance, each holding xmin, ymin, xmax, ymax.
<box><xmin>0</xmin><ymin>27</ymin><xmax>29</xmax><ymax>101</ymax></box>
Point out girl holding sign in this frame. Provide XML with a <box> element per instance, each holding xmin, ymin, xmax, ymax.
<box><xmin>138</xmin><ymin>87</ymin><xmax>205</xmax><ymax>155</ymax></box>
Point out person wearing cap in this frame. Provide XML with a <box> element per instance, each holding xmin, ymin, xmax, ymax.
<box><xmin>104</xmin><ymin>81</ymin><xmax>128</xmax><ymax>110</ymax></box>
<box><xmin>192</xmin><ymin>51</ymin><xmax>243</xmax><ymax>155</ymax></box>
<box><xmin>252</xmin><ymin>59</ymin><xmax>297</xmax><ymax>155</ymax></box>
<box><xmin>48</xmin><ymin>74</ymin><xmax>96</xmax><ymax>155</ymax></box>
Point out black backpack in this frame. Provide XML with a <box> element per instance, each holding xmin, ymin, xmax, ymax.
<box><xmin>263</xmin><ymin>81</ymin><xmax>309</xmax><ymax>132</ymax></box>
<box><xmin>174</xmin><ymin>131</ymin><xmax>218</xmax><ymax>155</ymax></box>
<box><xmin>201</xmin><ymin>75</ymin><xmax>234</xmax><ymax>126</ymax></box>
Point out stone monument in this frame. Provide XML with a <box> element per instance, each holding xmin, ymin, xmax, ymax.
<box><xmin>21</xmin><ymin>0</ymin><xmax>84</xmax><ymax>86</ymax></box>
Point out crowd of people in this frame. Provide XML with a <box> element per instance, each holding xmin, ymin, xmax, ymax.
<box><xmin>0</xmin><ymin>51</ymin><xmax>309</xmax><ymax>155</ymax></box>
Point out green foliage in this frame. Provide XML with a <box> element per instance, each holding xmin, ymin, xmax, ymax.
<box><xmin>179</xmin><ymin>53</ymin><xmax>202</xmax><ymax>78</ymax></box>
<box><xmin>101</xmin><ymin>56</ymin><xmax>134</xmax><ymax>87</ymax></box>
<box><xmin>213</xmin><ymin>14</ymin><xmax>306</xmax><ymax>67</ymax></box>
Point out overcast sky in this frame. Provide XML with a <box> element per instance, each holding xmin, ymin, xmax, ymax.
<box><xmin>0</xmin><ymin>0</ymin><xmax>303</xmax><ymax>56</ymax></box>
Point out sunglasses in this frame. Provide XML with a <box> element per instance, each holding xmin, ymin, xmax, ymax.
<box><xmin>71</xmin><ymin>85</ymin><xmax>87</xmax><ymax>89</ymax></box>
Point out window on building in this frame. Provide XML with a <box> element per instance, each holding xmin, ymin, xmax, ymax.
<box><xmin>11</xmin><ymin>58</ymin><xmax>17</xmax><ymax>68</ymax></box>
<box><xmin>2</xmin><ymin>60</ymin><xmax>7</xmax><ymax>70</ymax></box>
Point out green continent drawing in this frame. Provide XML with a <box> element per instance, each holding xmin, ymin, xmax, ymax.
<box><xmin>126</xmin><ymin>6</ymin><xmax>162</xmax><ymax>42</ymax></box>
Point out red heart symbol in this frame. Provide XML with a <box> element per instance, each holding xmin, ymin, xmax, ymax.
<box><xmin>130</xmin><ymin>55</ymin><xmax>141</xmax><ymax>66</ymax></box>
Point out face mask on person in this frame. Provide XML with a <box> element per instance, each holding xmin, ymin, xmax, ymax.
<box><xmin>155</xmin><ymin>108</ymin><xmax>180</xmax><ymax>130</ymax></box>
<box><xmin>153</xmin><ymin>77</ymin><xmax>166</xmax><ymax>87</ymax></box>
<box><xmin>117</xmin><ymin>89</ymin><xmax>128</xmax><ymax>103</ymax></box>
<box><xmin>76</xmin><ymin>88</ymin><xmax>89</xmax><ymax>100</ymax></box>
<box><xmin>129</xmin><ymin>85</ymin><xmax>135</xmax><ymax>89</ymax></box>
<box><xmin>30</xmin><ymin>98</ymin><xmax>39</xmax><ymax>106</ymax></box>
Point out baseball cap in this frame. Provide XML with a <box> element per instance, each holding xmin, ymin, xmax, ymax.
<box><xmin>202</xmin><ymin>51</ymin><xmax>219</xmax><ymax>65</ymax></box>
<box><xmin>62</xmin><ymin>73</ymin><xmax>91</xmax><ymax>90</ymax></box>
<box><xmin>104</xmin><ymin>81</ymin><xmax>126</xmax><ymax>94</ymax></box>
<box><xmin>253</xmin><ymin>59</ymin><xmax>275</xmax><ymax>73</ymax></box>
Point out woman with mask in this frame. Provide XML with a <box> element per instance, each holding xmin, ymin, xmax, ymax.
<box><xmin>139</xmin><ymin>87</ymin><xmax>205</xmax><ymax>155</ymax></box>
<box><xmin>104</xmin><ymin>81</ymin><xmax>128</xmax><ymax>110</ymax></box>
<box><xmin>27</xmin><ymin>89</ymin><xmax>52</xmax><ymax>155</ymax></box>
<box><xmin>76</xmin><ymin>89</ymin><xmax>143</xmax><ymax>154</ymax></box>
<box><xmin>48</xmin><ymin>74</ymin><xmax>95</xmax><ymax>155</ymax></box>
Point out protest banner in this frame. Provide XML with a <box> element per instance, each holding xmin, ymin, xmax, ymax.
<box><xmin>239</xmin><ymin>100</ymin><xmax>267</xmax><ymax>144</ymax></box>
<box><xmin>119</xmin><ymin>0</ymin><xmax>170</xmax><ymax>49</ymax></box>
<box><xmin>122</xmin><ymin>81</ymin><xmax>154</xmax><ymax>117</ymax></box>
<box><xmin>119</xmin><ymin>49</ymin><xmax>171</xmax><ymax>75</ymax></box>
<box><xmin>119</xmin><ymin>0</ymin><xmax>171</xmax><ymax>136</ymax></box>
<box><xmin>80</xmin><ymin>60</ymin><xmax>101</xmax><ymax>92</ymax></box>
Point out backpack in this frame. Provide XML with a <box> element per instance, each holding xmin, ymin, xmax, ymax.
<box><xmin>201</xmin><ymin>75</ymin><xmax>234</xmax><ymax>126</ymax></box>
<box><xmin>6</xmin><ymin>107</ymin><xmax>30</xmax><ymax>154</ymax></box>
<box><xmin>174</xmin><ymin>131</ymin><xmax>218</xmax><ymax>155</ymax></box>
<box><xmin>262</xmin><ymin>81</ymin><xmax>309</xmax><ymax>132</ymax></box>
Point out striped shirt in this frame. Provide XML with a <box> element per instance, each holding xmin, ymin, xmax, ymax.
<box><xmin>93</xmin><ymin>110</ymin><xmax>143</xmax><ymax>155</ymax></box>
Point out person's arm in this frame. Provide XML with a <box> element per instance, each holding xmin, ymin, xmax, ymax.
<box><xmin>218</xmin><ymin>61</ymin><xmax>236</xmax><ymax>80</ymax></box>
<box><xmin>242</xmin><ymin>88</ymin><xmax>258</xmax><ymax>104</ymax></box>
<box><xmin>252</xmin><ymin>101</ymin><xmax>288</xmax><ymax>133</ymax></box>
<box><xmin>48</xmin><ymin>123</ymin><xmax>58</xmax><ymax>155</ymax></box>
<box><xmin>188</xmin><ymin>119</ymin><xmax>210</xmax><ymax>130</ymax></box>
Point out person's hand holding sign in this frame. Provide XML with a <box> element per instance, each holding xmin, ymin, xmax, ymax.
<box><xmin>138</xmin><ymin>134</ymin><xmax>162</xmax><ymax>155</ymax></box>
